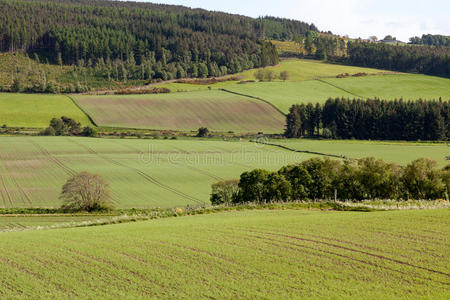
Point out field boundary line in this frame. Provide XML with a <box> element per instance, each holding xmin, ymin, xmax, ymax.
<box><xmin>315</xmin><ymin>79</ymin><xmax>365</xmax><ymax>99</ymax></box>
<box><xmin>65</xmin><ymin>95</ymin><xmax>98</xmax><ymax>127</ymax></box>
<box><xmin>220</xmin><ymin>88</ymin><xmax>287</xmax><ymax>116</ymax></box>
<box><xmin>252</xmin><ymin>140</ymin><xmax>357</xmax><ymax>161</ymax></box>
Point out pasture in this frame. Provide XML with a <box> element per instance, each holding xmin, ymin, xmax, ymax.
<box><xmin>223</xmin><ymin>81</ymin><xmax>354</xmax><ymax>113</ymax></box>
<box><xmin>0</xmin><ymin>209</ymin><xmax>448</xmax><ymax>298</ymax></box>
<box><xmin>73</xmin><ymin>90</ymin><xmax>285</xmax><ymax>133</ymax></box>
<box><xmin>0</xmin><ymin>136</ymin><xmax>448</xmax><ymax>209</ymax></box>
<box><xmin>0</xmin><ymin>93</ymin><xmax>92</xmax><ymax>128</ymax></box>
<box><xmin>322</xmin><ymin>74</ymin><xmax>450</xmax><ymax>100</ymax></box>
<box><xmin>271</xmin><ymin>139</ymin><xmax>450</xmax><ymax>167</ymax></box>
<box><xmin>225</xmin><ymin>74</ymin><xmax>450</xmax><ymax>113</ymax></box>
<box><xmin>237</xmin><ymin>59</ymin><xmax>389</xmax><ymax>82</ymax></box>
<box><xmin>0</xmin><ymin>136</ymin><xmax>310</xmax><ymax>208</ymax></box>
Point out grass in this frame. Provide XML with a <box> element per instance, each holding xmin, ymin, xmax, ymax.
<box><xmin>73</xmin><ymin>90</ymin><xmax>285</xmax><ymax>133</ymax></box>
<box><xmin>0</xmin><ymin>93</ymin><xmax>92</xmax><ymax>128</ymax></box>
<box><xmin>224</xmin><ymin>74</ymin><xmax>450</xmax><ymax>113</ymax></box>
<box><xmin>0</xmin><ymin>136</ymin><xmax>448</xmax><ymax>209</ymax></box>
<box><xmin>270</xmin><ymin>138</ymin><xmax>449</xmax><ymax>167</ymax></box>
<box><xmin>0</xmin><ymin>208</ymin><xmax>448</xmax><ymax>298</ymax></box>
<box><xmin>237</xmin><ymin>59</ymin><xmax>391</xmax><ymax>82</ymax></box>
<box><xmin>0</xmin><ymin>215</ymin><xmax>117</xmax><ymax>232</ymax></box>
<box><xmin>322</xmin><ymin>74</ymin><xmax>450</xmax><ymax>100</ymax></box>
<box><xmin>151</xmin><ymin>60</ymin><xmax>449</xmax><ymax>114</ymax></box>
<box><xmin>223</xmin><ymin>81</ymin><xmax>354</xmax><ymax>113</ymax></box>
<box><xmin>0</xmin><ymin>136</ymin><xmax>315</xmax><ymax>208</ymax></box>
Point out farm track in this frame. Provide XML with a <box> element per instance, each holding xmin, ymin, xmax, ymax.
<box><xmin>1</xmin><ymin>156</ymin><xmax>32</xmax><ymax>206</ymax></box>
<box><xmin>0</xmin><ymin>175</ymin><xmax>13</xmax><ymax>207</ymax></box>
<box><xmin>67</xmin><ymin>139</ymin><xmax>204</xmax><ymax>205</ymax></box>
<box><xmin>168</xmin><ymin>144</ymin><xmax>225</xmax><ymax>181</ymax></box>
<box><xmin>28</xmin><ymin>140</ymin><xmax>76</xmax><ymax>176</ymax></box>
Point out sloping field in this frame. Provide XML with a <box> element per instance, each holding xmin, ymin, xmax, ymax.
<box><xmin>225</xmin><ymin>74</ymin><xmax>450</xmax><ymax>113</ymax></box>
<box><xmin>224</xmin><ymin>81</ymin><xmax>354</xmax><ymax>113</ymax></box>
<box><xmin>271</xmin><ymin>139</ymin><xmax>449</xmax><ymax>167</ymax></box>
<box><xmin>0</xmin><ymin>136</ymin><xmax>447</xmax><ymax>209</ymax></box>
<box><xmin>0</xmin><ymin>209</ymin><xmax>448</xmax><ymax>298</ymax></box>
<box><xmin>0</xmin><ymin>137</ymin><xmax>311</xmax><ymax>208</ymax></box>
<box><xmin>73</xmin><ymin>90</ymin><xmax>285</xmax><ymax>133</ymax></box>
<box><xmin>238</xmin><ymin>59</ymin><xmax>389</xmax><ymax>81</ymax></box>
<box><xmin>322</xmin><ymin>74</ymin><xmax>450</xmax><ymax>100</ymax></box>
<box><xmin>0</xmin><ymin>93</ymin><xmax>92</xmax><ymax>128</ymax></box>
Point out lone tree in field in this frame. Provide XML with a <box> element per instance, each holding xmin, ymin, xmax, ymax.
<box><xmin>60</xmin><ymin>172</ymin><xmax>113</xmax><ymax>212</ymax></box>
<box><xmin>197</xmin><ymin>127</ymin><xmax>209</xmax><ymax>137</ymax></box>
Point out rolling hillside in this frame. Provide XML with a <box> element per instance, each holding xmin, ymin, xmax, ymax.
<box><xmin>0</xmin><ymin>209</ymin><xmax>448</xmax><ymax>298</ymax></box>
<box><xmin>0</xmin><ymin>93</ymin><xmax>92</xmax><ymax>128</ymax></box>
<box><xmin>73</xmin><ymin>90</ymin><xmax>285</xmax><ymax>133</ymax></box>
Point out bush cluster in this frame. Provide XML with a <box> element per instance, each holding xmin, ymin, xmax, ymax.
<box><xmin>40</xmin><ymin>116</ymin><xmax>97</xmax><ymax>137</ymax></box>
<box><xmin>211</xmin><ymin>157</ymin><xmax>450</xmax><ymax>205</ymax></box>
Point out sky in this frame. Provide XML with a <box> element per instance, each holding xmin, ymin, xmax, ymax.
<box><xmin>142</xmin><ymin>0</ymin><xmax>449</xmax><ymax>42</ymax></box>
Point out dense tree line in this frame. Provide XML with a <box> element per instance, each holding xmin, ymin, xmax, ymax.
<box><xmin>409</xmin><ymin>34</ymin><xmax>450</xmax><ymax>46</ymax></box>
<box><xmin>0</xmin><ymin>0</ymin><xmax>317</xmax><ymax>81</ymax></box>
<box><xmin>341</xmin><ymin>42</ymin><xmax>450</xmax><ymax>78</ymax></box>
<box><xmin>285</xmin><ymin>98</ymin><xmax>449</xmax><ymax>141</ymax></box>
<box><xmin>289</xmin><ymin>35</ymin><xmax>449</xmax><ymax>78</ymax></box>
<box><xmin>210</xmin><ymin>157</ymin><xmax>450</xmax><ymax>204</ymax></box>
<box><xmin>259</xmin><ymin>17</ymin><xmax>318</xmax><ymax>40</ymax></box>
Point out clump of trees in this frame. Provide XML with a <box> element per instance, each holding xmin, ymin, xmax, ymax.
<box><xmin>254</xmin><ymin>69</ymin><xmax>290</xmax><ymax>81</ymax></box>
<box><xmin>210</xmin><ymin>157</ymin><xmax>450</xmax><ymax>204</ymax></box>
<box><xmin>285</xmin><ymin>98</ymin><xmax>449</xmax><ymax>141</ymax></box>
<box><xmin>409</xmin><ymin>34</ymin><xmax>450</xmax><ymax>46</ymax></box>
<box><xmin>60</xmin><ymin>172</ymin><xmax>113</xmax><ymax>212</ymax></box>
<box><xmin>40</xmin><ymin>116</ymin><xmax>97</xmax><ymax>137</ymax></box>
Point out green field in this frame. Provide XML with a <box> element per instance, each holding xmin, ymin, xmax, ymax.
<box><xmin>150</xmin><ymin>60</ymin><xmax>450</xmax><ymax>115</ymax></box>
<box><xmin>73</xmin><ymin>90</ymin><xmax>285</xmax><ymax>133</ymax></box>
<box><xmin>272</xmin><ymin>139</ymin><xmax>450</xmax><ymax>167</ymax></box>
<box><xmin>224</xmin><ymin>81</ymin><xmax>354</xmax><ymax>113</ymax></box>
<box><xmin>225</xmin><ymin>74</ymin><xmax>450</xmax><ymax>113</ymax></box>
<box><xmin>0</xmin><ymin>136</ymin><xmax>312</xmax><ymax>208</ymax></box>
<box><xmin>322</xmin><ymin>74</ymin><xmax>450</xmax><ymax>99</ymax></box>
<box><xmin>0</xmin><ymin>209</ymin><xmax>448</xmax><ymax>298</ymax></box>
<box><xmin>238</xmin><ymin>59</ymin><xmax>389</xmax><ymax>81</ymax></box>
<box><xmin>0</xmin><ymin>136</ymin><xmax>447</xmax><ymax>209</ymax></box>
<box><xmin>0</xmin><ymin>93</ymin><xmax>92</xmax><ymax>128</ymax></box>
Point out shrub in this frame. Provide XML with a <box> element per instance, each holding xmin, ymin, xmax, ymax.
<box><xmin>40</xmin><ymin>127</ymin><xmax>56</xmax><ymax>136</ymax></box>
<box><xmin>210</xmin><ymin>180</ymin><xmax>240</xmax><ymax>205</ymax></box>
<box><xmin>81</xmin><ymin>126</ymin><xmax>98</xmax><ymax>137</ymax></box>
<box><xmin>197</xmin><ymin>127</ymin><xmax>209</xmax><ymax>137</ymax></box>
<box><xmin>60</xmin><ymin>172</ymin><xmax>113</xmax><ymax>212</ymax></box>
